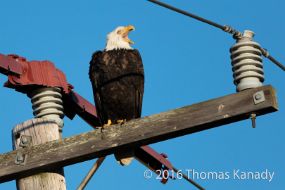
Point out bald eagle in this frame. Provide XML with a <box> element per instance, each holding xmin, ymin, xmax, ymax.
<box><xmin>89</xmin><ymin>25</ymin><xmax>144</xmax><ymax>165</ymax></box>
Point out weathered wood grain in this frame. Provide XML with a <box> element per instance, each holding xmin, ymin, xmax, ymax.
<box><xmin>0</xmin><ymin>85</ymin><xmax>278</xmax><ymax>183</ymax></box>
<box><xmin>12</xmin><ymin>118</ymin><xmax>66</xmax><ymax>190</ymax></box>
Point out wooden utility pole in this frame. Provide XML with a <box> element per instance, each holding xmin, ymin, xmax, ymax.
<box><xmin>0</xmin><ymin>85</ymin><xmax>277</xmax><ymax>183</ymax></box>
<box><xmin>12</xmin><ymin>118</ymin><xmax>66</xmax><ymax>190</ymax></box>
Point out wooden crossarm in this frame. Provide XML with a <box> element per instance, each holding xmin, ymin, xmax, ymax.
<box><xmin>0</xmin><ymin>85</ymin><xmax>278</xmax><ymax>183</ymax></box>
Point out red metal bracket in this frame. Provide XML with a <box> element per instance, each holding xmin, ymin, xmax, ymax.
<box><xmin>0</xmin><ymin>53</ymin><xmax>175</xmax><ymax>184</ymax></box>
<box><xmin>135</xmin><ymin>145</ymin><xmax>173</xmax><ymax>184</ymax></box>
<box><xmin>0</xmin><ymin>54</ymin><xmax>22</xmax><ymax>76</ymax></box>
<box><xmin>2</xmin><ymin>54</ymin><xmax>70</xmax><ymax>94</ymax></box>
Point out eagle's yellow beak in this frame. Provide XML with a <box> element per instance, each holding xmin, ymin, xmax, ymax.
<box><xmin>122</xmin><ymin>25</ymin><xmax>135</xmax><ymax>44</ymax></box>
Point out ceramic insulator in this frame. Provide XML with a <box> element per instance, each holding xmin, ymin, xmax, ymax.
<box><xmin>29</xmin><ymin>87</ymin><xmax>64</xmax><ymax>129</ymax></box>
<box><xmin>230</xmin><ymin>30</ymin><xmax>264</xmax><ymax>91</ymax></box>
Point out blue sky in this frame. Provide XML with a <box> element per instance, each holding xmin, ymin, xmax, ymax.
<box><xmin>0</xmin><ymin>0</ymin><xmax>284</xmax><ymax>189</ymax></box>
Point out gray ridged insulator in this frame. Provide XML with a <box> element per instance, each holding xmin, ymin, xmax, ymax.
<box><xmin>230</xmin><ymin>30</ymin><xmax>264</xmax><ymax>92</ymax></box>
<box><xmin>29</xmin><ymin>87</ymin><xmax>64</xmax><ymax>129</ymax></box>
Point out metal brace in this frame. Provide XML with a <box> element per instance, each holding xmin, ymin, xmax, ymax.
<box><xmin>15</xmin><ymin>152</ymin><xmax>27</xmax><ymax>165</ymax></box>
<box><xmin>15</xmin><ymin>135</ymin><xmax>31</xmax><ymax>165</ymax></box>
<box><xmin>253</xmin><ymin>91</ymin><xmax>265</xmax><ymax>105</ymax></box>
<box><xmin>19</xmin><ymin>135</ymin><xmax>32</xmax><ymax>148</ymax></box>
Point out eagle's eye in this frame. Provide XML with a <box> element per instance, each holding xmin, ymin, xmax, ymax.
<box><xmin>117</xmin><ymin>30</ymin><xmax>122</xmax><ymax>35</ymax></box>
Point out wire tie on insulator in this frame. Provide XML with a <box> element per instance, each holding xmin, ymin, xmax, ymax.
<box><xmin>223</xmin><ymin>25</ymin><xmax>231</xmax><ymax>33</ymax></box>
<box><xmin>233</xmin><ymin>31</ymin><xmax>243</xmax><ymax>40</ymax></box>
<box><xmin>223</xmin><ymin>25</ymin><xmax>242</xmax><ymax>39</ymax></box>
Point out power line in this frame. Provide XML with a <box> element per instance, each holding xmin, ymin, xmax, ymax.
<box><xmin>148</xmin><ymin>0</ymin><xmax>285</xmax><ymax>72</ymax></box>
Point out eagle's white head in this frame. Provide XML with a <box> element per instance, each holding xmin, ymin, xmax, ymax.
<box><xmin>105</xmin><ymin>25</ymin><xmax>135</xmax><ymax>51</ymax></box>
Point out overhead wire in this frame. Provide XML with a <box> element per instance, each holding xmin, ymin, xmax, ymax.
<box><xmin>148</xmin><ymin>0</ymin><xmax>285</xmax><ymax>72</ymax></box>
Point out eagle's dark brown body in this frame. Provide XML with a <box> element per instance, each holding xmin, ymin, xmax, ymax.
<box><xmin>89</xmin><ymin>49</ymin><xmax>144</xmax><ymax>126</ymax></box>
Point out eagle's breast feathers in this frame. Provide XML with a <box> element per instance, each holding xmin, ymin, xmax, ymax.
<box><xmin>89</xmin><ymin>49</ymin><xmax>144</xmax><ymax>125</ymax></box>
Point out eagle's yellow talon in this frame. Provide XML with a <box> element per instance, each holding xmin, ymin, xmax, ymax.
<box><xmin>117</xmin><ymin>119</ymin><xmax>126</xmax><ymax>125</ymax></box>
<box><xmin>101</xmin><ymin>119</ymin><xmax>112</xmax><ymax>132</ymax></box>
<box><xmin>106</xmin><ymin>119</ymin><xmax>112</xmax><ymax>126</ymax></box>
